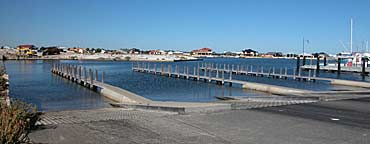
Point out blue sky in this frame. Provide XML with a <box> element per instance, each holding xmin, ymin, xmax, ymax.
<box><xmin>0</xmin><ymin>0</ymin><xmax>369</xmax><ymax>54</ymax></box>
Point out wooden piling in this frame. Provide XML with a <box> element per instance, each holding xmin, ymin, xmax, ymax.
<box><xmin>337</xmin><ymin>57</ymin><xmax>341</xmax><ymax>75</ymax></box>
<box><xmin>261</xmin><ymin>66</ymin><xmax>264</xmax><ymax>74</ymax></box>
<box><xmin>186</xmin><ymin>66</ymin><xmax>189</xmax><ymax>79</ymax></box>
<box><xmin>285</xmin><ymin>67</ymin><xmax>288</xmax><ymax>78</ymax></box>
<box><xmin>227</xmin><ymin>64</ymin><xmax>230</xmax><ymax>73</ymax></box>
<box><xmin>161</xmin><ymin>64</ymin><xmax>164</xmax><ymax>75</ymax></box>
<box><xmin>84</xmin><ymin>67</ymin><xmax>87</xmax><ymax>84</ymax></box>
<box><xmin>154</xmin><ymin>64</ymin><xmax>157</xmax><ymax>75</ymax></box>
<box><xmin>229</xmin><ymin>68</ymin><xmax>232</xmax><ymax>80</ymax></box>
<box><xmin>216</xmin><ymin>68</ymin><xmax>219</xmax><ymax>78</ymax></box>
<box><xmin>229</xmin><ymin>69</ymin><xmax>232</xmax><ymax>86</ymax></box>
<box><xmin>78</xmin><ymin>66</ymin><xmax>82</xmax><ymax>82</ymax></box>
<box><xmin>316</xmin><ymin>56</ymin><xmax>320</xmax><ymax>76</ymax></box>
<box><xmin>204</xmin><ymin>64</ymin><xmax>207</xmax><ymax>81</ymax></box>
<box><xmin>197</xmin><ymin>63</ymin><xmax>200</xmax><ymax>80</ymax></box>
<box><xmin>296</xmin><ymin>56</ymin><xmax>300</xmax><ymax>72</ymax></box>
<box><xmin>193</xmin><ymin>66</ymin><xmax>196</xmax><ymax>78</ymax></box>
<box><xmin>222</xmin><ymin>70</ymin><xmax>225</xmax><ymax>85</ymax></box>
<box><xmin>102</xmin><ymin>70</ymin><xmax>105</xmax><ymax>84</ymax></box>
<box><xmin>169</xmin><ymin>65</ymin><xmax>172</xmax><ymax>77</ymax></box>
<box><xmin>236</xmin><ymin>65</ymin><xmax>240</xmax><ymax>74</ymax></box>
<box><xmin>89</xmin><ymin>68</ymin><xmax>93</xmax><ymax>87</ymax></box>
<box><xmin>147</xmin><ymin>63</ymin><xmax>150</xmax><ymax>73</ymax></box>
<box><xmin>279</xmin><ymin>68</ymin><xmax>282</xmax><ymax>78</ymax></box>
<box><xmin>74</xmin><ymin>66</ymin><xmax>77</xmax><ymax>81</ymax></box>
<box><xmin>208</xmin><ymin>65</ymin><xmax>212</xmax><ymax>82</ymax></box>
<box><xmin>268</xmin><ymin>67</ymin><xmax>271</xmax><ymax>77</ymax></box>
<box><xmin>362</xmin><ymin>58</ymin><xmax>367</xmax><ymax>78</ymax></box>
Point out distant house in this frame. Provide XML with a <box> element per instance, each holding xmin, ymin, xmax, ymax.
<box><xmin>129</xmin><ymin>48</ymin><xmax>141</xmax><ymax>54</ymax></box>
<box><xmin>172</xmin><ymin>51</ymin><xmax>184</xmax><ymax>55</ymax></box>
<box><xmin>40</xmin><ymin>47</ymin><xmax>61</xmax><ymax>55</ymax></box>
<box><xmin>242</xmin><ymin>49</ymin><xmax>258</xmax><ymax>56</ymax></box>
<box><xmin>17</xmin><ymin>45</ymin><xmax>37</xmax><ymax>56</ymax></box>
<box><xmin>192</xmin><ymin>48</ymin><xmax>213</xmax><ymax>56</ymax></box>
<box><xmin>149</xmin><ymin>50</ymin><xmax>165</xmax><ymax>55</ymax></box>
<box><xmin>68</xmin><ymin>47</ymin><xmax>86</xmax><ymax>54</ymax></box>
<box><xmin>286</xmin><ymin>53</ymin><xmax>298</xmax><ymax>58</ymax></box>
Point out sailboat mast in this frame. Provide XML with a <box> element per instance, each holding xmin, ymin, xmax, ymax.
<box><xmin>350</xmin><ymin>18</ymin><xmax>353</xmax><ymax>53</ymax></box>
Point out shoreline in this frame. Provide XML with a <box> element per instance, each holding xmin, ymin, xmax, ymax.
<box><xmin>1</xmin><ymin>56</ymin><xmax>335</xmax><ymax>61</ymax></box>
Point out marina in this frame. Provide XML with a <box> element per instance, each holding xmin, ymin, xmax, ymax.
<box><xmin>2</xmin><ymin>0</ymin><xmax>370</xmax><ymax>143</ymax></box>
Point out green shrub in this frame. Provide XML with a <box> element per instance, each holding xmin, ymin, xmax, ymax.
<box><xmin>0</xmin><ymin>100</ymin><xmax>40</xmax><ymax>144</ymax></box>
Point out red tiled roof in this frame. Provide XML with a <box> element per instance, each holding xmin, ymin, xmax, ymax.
<box><xmin>192</xmin><ymin>47</ymin><xmax>212</xmax><ymax>53</ymax></box>
<box><xmin>18</xmin><ymin>45</ymin><xmax>34</xmax><ymax>48</ymax></box>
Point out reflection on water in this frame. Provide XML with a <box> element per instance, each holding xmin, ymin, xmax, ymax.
<box><xmin>5</xmin><ymin>60</ymin><xmax>109</xmax><ymax>112</ymax></box>
<box><xmin>4</xmin><ymin>58</ymin><xmax>369</xmax><ymax>111</ymax></box>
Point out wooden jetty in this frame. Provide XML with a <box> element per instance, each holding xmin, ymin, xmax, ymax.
<box><xmin>133</xmin><ymin>62</ymin><xmax>318</xmax><ymax>83</ymax></box>
<box><xmin>131</xmin><ymin>62</ymin><xmax>320</xmax><ymax>95</ymax></box>
<box><xmin>197</xmin><ymin>63</ymin><xmax>318</xmax><ymax>82</ymax></box>
<box><xmin>133</xmin><ymin>62</ymin><xmax>370</xmax><ymax>90</ymax></box>
<box><xmin>51</xmin><ymin>64</ymin><xmax>152</xmax><ymax>104</ymax></box>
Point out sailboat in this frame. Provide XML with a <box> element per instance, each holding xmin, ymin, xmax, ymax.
<box><xmin>338</xmin><ymin>18</ymin><xmax>369</xmax><ymax>67</ymax></box>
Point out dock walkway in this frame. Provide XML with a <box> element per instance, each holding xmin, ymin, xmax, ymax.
<box><xmin>301</xmin><ymin>65</ymin><xmax>370</xmax><ymax>74</ymax></box>
<box><xmin>132</xmin><ymin>62</ymin><xmax>370</xmax><ymax>93</ymax></box>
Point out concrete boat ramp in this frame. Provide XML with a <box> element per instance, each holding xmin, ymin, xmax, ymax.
<box><xmin>51</xmin><ymin>64</ymin><xmax>370</xmax><ymax>114</ymax></box>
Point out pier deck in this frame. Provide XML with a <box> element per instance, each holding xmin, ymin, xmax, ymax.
<box><xmin>301</xmin><ymin>65</ymin><xmax>370</xmax><ymax>73</ymax></box>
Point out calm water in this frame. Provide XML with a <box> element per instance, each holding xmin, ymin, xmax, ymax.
<box><xmin>4</xmin><ymin>58</ymin><xmax>369</xmax><ymax>111</ymax></box>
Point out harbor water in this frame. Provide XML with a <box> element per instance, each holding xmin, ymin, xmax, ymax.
<box><xmin>4</xmin><ymin>58</ymin><xmax>369</xmax><ymax>111</ymax></box>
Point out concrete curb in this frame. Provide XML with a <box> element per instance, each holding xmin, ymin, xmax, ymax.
<box><xmin>110</xmin><ymin>102</ymin><xmax>232</xmax><ymax>114</ymax></box>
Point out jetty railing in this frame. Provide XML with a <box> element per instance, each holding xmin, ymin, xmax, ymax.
<box><xmin>51</xmin><ymin>64</ymin><xmax>105</xmax><ymax>90</ymax></box>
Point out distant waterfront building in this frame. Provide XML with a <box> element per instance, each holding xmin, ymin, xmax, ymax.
<box><xmin>191</xmin><ymin>48</ymin><xmax>213</xmax><ymax>56</ymax></box>
<box><xmin>40</xmin><ymin>47</ymin><xmax>61</xmax><ymax>55</ymax></box>
<box><xmin>242</xmin><ymin>49</ymin><xmax>258</xmax><ymax>56</ymax></box>
<box><xmin>68</xmin><ymin>47</ymin><xmax>86</xmax><ymax>54</ymax></box>
<box><xmin>172</xmin><ymin>51</ymin><xmax>184</xmax><ymax>55</ymax></box>
<box><xmin>149</xmin><ymin>50</ymin><xmax>165</xmax><ymax>55</ymax></box>
<box><xmin>129</xmin><ymin>48</ymin><xmax>141</xmax><ymax>54</ymax></box>
<box><xmin>16</xmin><ymin>45</ymin><xmax>37</xmax><ymax>56</ymax></box>
<box><xmin>286</xmin><ymin>53</ymin><xmax>298</xmax><ymax>58</ymax></box>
